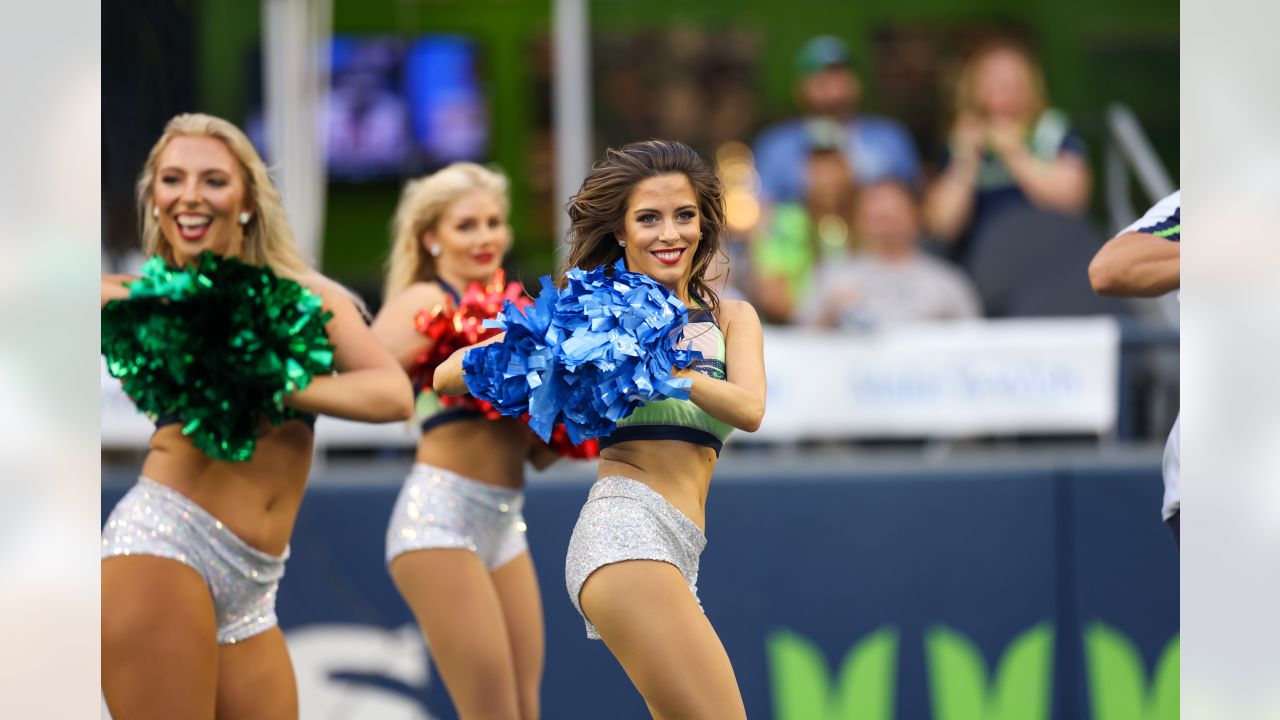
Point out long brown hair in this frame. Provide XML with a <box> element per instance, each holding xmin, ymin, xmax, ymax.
<box><xmin>557</xmin><ymin>139</ymin><xmax>726</xmax><ymax>312</ymax></box>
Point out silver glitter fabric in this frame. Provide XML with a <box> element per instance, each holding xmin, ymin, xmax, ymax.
<box><xmin>386</xmin><ymin>463</ymin><xmax>528</xmax><ymax>571</ymax></box>
<box><xmin>564</xmin><ymin>475</ymin><xmax>708</xmax><ymax>640</ymax></box>
<box><xmin>101</xmin><ymin>476</ymin><xmax>289</xmax><ymax>645</ymax></box>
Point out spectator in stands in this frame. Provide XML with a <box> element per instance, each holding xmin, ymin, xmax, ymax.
<box><xmin>749</xmin><ymin>120</ymin><xmax>858</xmax><ymax>323</ymax></box>
<box><xmin>924</xmin><ymin>39</ymin><xmax>1091</xmax><ymax>269</ymax></box>
<box><xmin>800</xmin><ymin>179</ymin><xmax>981</xmax><ymax>328</ymax></box>
<box><xmin>752</xmin><ymin>35</ymin><xmax>922</xmax><ymax>206</ymax></box>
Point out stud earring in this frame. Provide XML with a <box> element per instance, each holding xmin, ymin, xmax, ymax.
<box><xmin>152</xmin><ymin>207</ymin><xmax>159</xmax><ymax>219</ymax></box>
<box><xmin>238</xmin><ymin>211</ymin><xmax>252</xmax><ymax>225</ymax></box>
<box><xmin>430</xmin><ymin>245</ymin><xmax>442</xmax><ymax>257</ymax></box>
<box><xmin>616</xmin><ymin>238</ymin><xmax>626</xmax><ymax>248</ymax></box>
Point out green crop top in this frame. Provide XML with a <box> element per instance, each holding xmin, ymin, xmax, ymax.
<box><xmin>599</xmin><ymin>308</ymin><xmax>734</xmax><ymax>455</ymax></box>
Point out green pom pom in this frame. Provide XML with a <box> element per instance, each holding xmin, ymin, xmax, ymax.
<box><xmin>102</xmin><ymin>251</ymin><xmax>335</xmax><ymax>462</ymax></box>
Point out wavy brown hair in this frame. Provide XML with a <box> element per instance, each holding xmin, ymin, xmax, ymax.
<box><xmin>557</xmin><ymin>139</ymin><xmax>726</xmax><ymax>312</ymax></box>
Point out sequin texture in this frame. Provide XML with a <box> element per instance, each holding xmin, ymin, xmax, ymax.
<box><xmin>386</xmin><ymin>463</ymin><xmax>528</xmax><ymax>571</ymax></box>
<box><xmin>101</xmin><ymin>476</ymin><xmax>288</xmax><ymax>645</ymax></box>
<box><xmin>564</xmin><ymin>475</ymin><xmax>707</xmax><ymax>640</ymax></box>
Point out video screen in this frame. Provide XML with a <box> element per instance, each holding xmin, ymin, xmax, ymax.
<box><xmin>248</xmin><ymin>34</ymin><xmax>488</xmax><ymax>180</ymax></box>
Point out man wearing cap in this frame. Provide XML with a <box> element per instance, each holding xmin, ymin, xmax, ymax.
<box><xmin>752</xmin><ymin>35</ymin><xmax>922</xmax><ymax>205</ymax></box>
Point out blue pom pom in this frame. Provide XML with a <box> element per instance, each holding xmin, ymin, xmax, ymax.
<box><xmin>463</xmin><ymin>260</ymin><xmax>699</xmax><ymax>443</ymax></box>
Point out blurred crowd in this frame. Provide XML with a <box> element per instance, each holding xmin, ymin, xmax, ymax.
<box><xmin>103</xmin><ymin>30</ymin><xmax>1150</xmax><ymax>331</ymax></box>
<box><xmin>718</xmin><ymin>34</ymin><xmax>1126</xmax><ymax>329</ymax></box>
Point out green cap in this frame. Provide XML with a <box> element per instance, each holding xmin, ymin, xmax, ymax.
<box><xmin>794</xmin><ymin>35</ymin><xmax>852</xmax><ymax>78</ymax></box>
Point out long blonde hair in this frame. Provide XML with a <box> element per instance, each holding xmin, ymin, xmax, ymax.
<box><xmin>136</xmin><ymin>113</ymin><xmax>311</xmax><ymax>283</ymax></box>
<box><xmin>384</xmin><ymin>163</ymin><xmax>510</xmax><ymax>301</ymax></box>
<box><xmin>953</xmin><ymin>39</ymin><xmax>1047</xmax><ymax>126</ymax></box>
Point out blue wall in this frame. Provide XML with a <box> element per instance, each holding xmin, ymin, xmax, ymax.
<box><xmin>103</xmin><ymin>464</ymin><xmax>1178</xmax><ymax>719</ymax></box>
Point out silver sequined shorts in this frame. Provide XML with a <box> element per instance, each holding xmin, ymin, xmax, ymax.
<box><xmin>101</xmin><ymin>476</ymin><xmax>289</xmax><ymax>645</ymax></box>
<box><xmin>386</xmin><ymin>463</ymin><xmax>528</xmax><ymax>571</ymax></box>
<box><xmin>565</xmin><ymin>476</ymin><xmax>708</xmax><ymax>640</ymax></box>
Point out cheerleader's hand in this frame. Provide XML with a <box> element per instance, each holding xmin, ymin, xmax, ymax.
<box><xmin>528</xmin><ymin>440</ymin><xmax>561</xmax><ymax>471</ymax></box>
<box><xmin>668</xmin><ymin>367</ymin><xmax>696</xmax><ymax>383</ymax></box>
<box><xmin>435</xmin><ymin>331</ymin><xmax>507</xmax><ymax>396</ymax></box>
<box><xmin>101</xmin><ymin>275</ymin><xmax>133</xmax><ymax>307</ymax></box>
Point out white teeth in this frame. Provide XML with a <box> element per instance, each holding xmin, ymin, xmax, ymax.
<box><xmin>654</xmin><ymin>249</ymin><xmax>683</xmax><ymax>259</ymax></box>
<box><xmin>176</xmin><ymin>216</ymin><xmax>211</xmax><ymax>228</ymax></box>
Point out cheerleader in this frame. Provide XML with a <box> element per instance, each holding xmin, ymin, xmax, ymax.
<box><xmin>372</xmin><ymin>163</ymin><xmax>558</xmax><ymax>720</ymax></box>
<box><xmin>100</xmin><ymin>113</ymin><xmax>413</xmax><ymax>719</ymax></box>
<box><xmin>437</xmin><ymin>140</ymin><xmax>766</xmax><ymax>719</ymax></box>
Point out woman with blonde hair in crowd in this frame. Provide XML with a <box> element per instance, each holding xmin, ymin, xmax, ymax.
<box><xmin>924</xmin><ymin>38</ymin><xmax>1091</xmax><ymax>267</ymax></box>
<box><xmin>101</xmin><ymin>113</ymin><xmax>414</xmax><ymax>719</ymax></box>
<box><xmin>373</xmin><ymin>162</ymin><xmax>556</xmax><ymax>720</ymax></box>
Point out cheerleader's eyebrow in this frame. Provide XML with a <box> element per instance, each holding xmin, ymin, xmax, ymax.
<box><xmin>632</xmin><ymin>204</ymin><xmax>697</xmax><ymax>216</ymax></box>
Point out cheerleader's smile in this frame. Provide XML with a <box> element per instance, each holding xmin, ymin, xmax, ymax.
<box><xmin>621</xmin><ymin>173</ymin><xmax>701</xmax><ymax>297</ymax></box>
<box><xmin>152</xmin><ymin>135</ymin><xmax>251</xmax><ymax>262</ymax></box>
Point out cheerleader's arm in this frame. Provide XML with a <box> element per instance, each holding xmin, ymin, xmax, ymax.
<box><xmin>101</xmin><ymin>274</ymin><xmax>133</xmax><ymax>307</ymax></box>
<box><xmin>675</xmin><ymin>299</ymin><xmax>766</xmax><ymax>432</ymax></box>
<box><xmin>434</xmin><ymin>332</ymin><xmax>506</xmax><ymax>396</ymax></box>
<box><xmin>284</xmin><ymin>276</ymin><xmax>415</xmax><ymax>422</ymax></box>
<box><xmin>371</xmin><ymin>281</ymin><xmax>450</xmax><ymax>370</ymax></box>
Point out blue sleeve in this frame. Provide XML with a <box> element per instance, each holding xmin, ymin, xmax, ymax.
<box><xmin>753</xmin><ymin>126</ymin><xmax>795</xmax><ymax>203</ymax></box>
<box><xmin>890</xmin><ymin>124</ymin><xmax>923</xmax><ymax>185</ymax></box>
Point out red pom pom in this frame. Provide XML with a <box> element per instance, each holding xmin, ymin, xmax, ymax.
<box><xmin>411</xmin><ymin>269</ymin><xmax>532</xmax><ymax>392</ymax></box>
<box><xmin>543</xmin><ymin>424</ymin><xmax>601</xmax><ymax>459</ymax></box>
<box><xmin>438</xmin><ymin>394</ymin><xmax>600</xmax><ymax>460</ymax></box>
<box><xmin>411</xmin><ymin>270</ymin><xmax>596</xmax><ymax>459</ymax></box>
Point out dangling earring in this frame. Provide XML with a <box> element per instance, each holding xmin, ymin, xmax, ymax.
<box><xmin>152</xmin><ymin>207</ymin><xmax>159</xmax><ymax>219</ymax></box>
<box><xmin>238</xmin><ymin>211</ymin><xmax>252</xmax><ymax>226</ymax></box>
<box><xmin>430</xmin><ymin>245</ymin><xmax>442</xmax><ymax>257</ymax></box>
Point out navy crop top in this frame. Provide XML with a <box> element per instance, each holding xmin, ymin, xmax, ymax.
<box><xmin>418</xmin><ymin>277</ymin><xmax>484</xmax><ymax>434</ymax></box>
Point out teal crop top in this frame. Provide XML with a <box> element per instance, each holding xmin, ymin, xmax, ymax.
<box><xmin>599</xmin><ymin>308</ymin><xmax>734</xmax><ymax>455</ymax></box>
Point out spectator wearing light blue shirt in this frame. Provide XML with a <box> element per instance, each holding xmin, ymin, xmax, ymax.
<box><xmin>752</xmin><ymin>35</ymin><xmax>922</xmax><ymax>205</ymax></box>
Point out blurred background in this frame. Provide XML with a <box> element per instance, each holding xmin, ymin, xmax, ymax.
<box><xmin>102</xmin><ymin>0</ymin><xmax>1179</xmax><ymax>718</ymax></box>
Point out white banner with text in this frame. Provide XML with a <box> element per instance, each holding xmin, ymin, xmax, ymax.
<box><xmin>101</xmin><ymin>317</ymin><xmax>1121</xmax><ymax>449</ymax></box>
